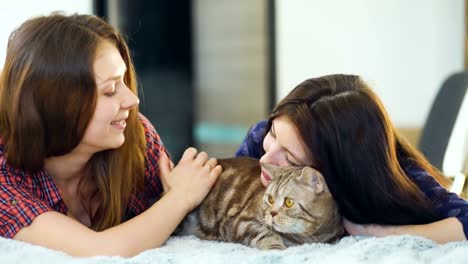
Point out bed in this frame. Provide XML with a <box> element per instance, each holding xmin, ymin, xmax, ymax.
<box><xmin>0</xmin><ymin>235</ymin><xmax>467</xmax><ymax>263</ymax></box>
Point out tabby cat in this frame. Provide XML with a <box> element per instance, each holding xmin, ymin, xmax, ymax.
<box><xmin>176</xmin><ymin>157</ymin><xmax>344</xmax><ymax>249</ymax></box>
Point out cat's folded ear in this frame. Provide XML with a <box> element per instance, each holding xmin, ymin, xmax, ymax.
<box><xmin>260</xmin><ymin>163</ymin><xmax>281</xmax><ymax>180</ymax></box>
<box><xmin>297</xmin><ymin>167</ymin><xmax>325</xmax><ymax>194</ymax></box>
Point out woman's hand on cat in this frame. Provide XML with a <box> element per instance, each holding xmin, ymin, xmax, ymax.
<box><xmin>159</xmin><ymin>147</ymin><xmax>222</xmax><ymax>212</ymax></box>
<box><xmin>159</xmin><ymin>153</ymin><xmax>174</xmax><ymax>194</ymax></box>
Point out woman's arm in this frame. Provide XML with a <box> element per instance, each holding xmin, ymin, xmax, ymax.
<box><xmin>15</xmin><ymin>190</ymin><xmax>187</xmax><ymax>257</ymax></box>
<box><xmin>344</xmin><ymin>163</ymin><xmax>468</xmax><ymax>243</ymax></box>
<box><xmin>344</xmin><ymin>217</ymin><xmax>466</xmax><ymax>243</ymax></box>
<box><xmin>14</xmin><ymin>148</ymin><xmax>221</xmax><ymax>257</ymax></box>
<box><xmin>344</xmin><ymin>165</ymin><xmax>468</xmax><ymax>243</ymax></box>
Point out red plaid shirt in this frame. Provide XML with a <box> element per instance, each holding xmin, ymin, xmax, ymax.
<box><xmin>0</xmin><ymin>114</ymin><xmax>166</xmax><ymax>238</ymax></box>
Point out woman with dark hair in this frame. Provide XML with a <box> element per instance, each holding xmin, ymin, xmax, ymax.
<box><xmin>236</xmin><ymin>74</ymin><xmax>468</xmax><ymax>243</ymax></box>
<box><xmin>0</xmin><ymin>13</ymin><xmax>221</xmax><ymax>256</ymax></box>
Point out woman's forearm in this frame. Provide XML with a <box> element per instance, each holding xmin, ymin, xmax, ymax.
<box><xmin>385</xmin><ymin>217</ymin><xmax>465</xmax><ymax>243</ymax></box>
<box><xmin>15</xmin><ymin>190</ymin><xmax>190</xmax><ymax>257</ymax></box>
<box><xmin>96</xmin><ymin>190</ymin><xmax>189</xmax><ymax>257</ymax></box>
<box><xmin>345</xmin><ymin>217</ymin><xmax>466</xmax><ymax>244</ymax></box>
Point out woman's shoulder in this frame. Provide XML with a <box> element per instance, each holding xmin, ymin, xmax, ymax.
<box><xmin>0</xmin><ymin>150</ymin><xmax>51</xmax><ymax>198</ymax></box>
<box><xmin>138</xmin><ymin>113</ymin><xmax>155</xmax><ymax>132</ymax></box>
<box><xmin>137</xmin><ymin>113</ymin><xmax>163</xmax><ymax>142</ymax></box>
<box><xmin>245</xmin><ymin>120</ymin><xmax>269</xmax><ymax>144</ymax></box>
<box><xmin>235</xmin><ymin>120</ymin><xmax>268</xmax><ymax>158</ymax></box>
<box><xmin>137</xmin><ymin>112</ymin><xmax>166</xmax><ymax>157</ymax></box>
<box><xmin>250</xmin><ymin>120</ymin><xmax>269</xmax><ymax>133</ymax></box>
<box><xmin>0</xmin><ymin>164</ymin><xmax>56</xmax><ymax>238</ymax></box>
<box><xmin>0</xmin><ymin>142</ymin><xmax>23</xmax><ymax>184</ymax></box>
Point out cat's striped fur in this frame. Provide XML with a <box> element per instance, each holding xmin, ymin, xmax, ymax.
<box><xmin>176</xmin><ymin>157</ymin><xmax>344</xmax><ymax>249</ymax></box>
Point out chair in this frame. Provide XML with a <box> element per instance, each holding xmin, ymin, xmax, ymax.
<box><xmin>457</xmin><ymin>154</ymin><xmax>468</xmax><ymax>198</ymax></box>
<box><xmin>418</xmin><ymin>71</ymin><xmax>468</xmax><ymax>194</ymax></box>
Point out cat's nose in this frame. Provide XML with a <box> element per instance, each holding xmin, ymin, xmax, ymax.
<box><xmin>270</xmin><ymin>211</ymin><xmax>277</xmax><ymax>217</ymax></box>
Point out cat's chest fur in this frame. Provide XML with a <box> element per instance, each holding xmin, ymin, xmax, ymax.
<box><xmin>175</xmin><ymin>157</ymin><xmax>344</xmax><ymax>249</ymax></box>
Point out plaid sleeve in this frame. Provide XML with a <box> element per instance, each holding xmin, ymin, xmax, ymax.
<box><xmin>139</xmin><ymin>114</ymin><xmax>167</xmax><ymax>200</ymax></box>
<box><xmin>0</xmin><ymin>182</ymin><xmax>53</xmax><ymax>238</ymax></box>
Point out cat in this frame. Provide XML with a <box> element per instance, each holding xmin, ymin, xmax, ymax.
<box><xmin>175</xmin><ymin>157</ymin><xmax>344</xmax><ymax>249</ymax></box>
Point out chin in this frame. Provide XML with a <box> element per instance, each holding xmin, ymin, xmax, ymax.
<box><xmin>108</xmin><ymin>135</ymin><xmax>126</xmax><ymax>149</ymax></box>
<box><xmin>114</xmin><ymin>138</ymin><xmax>126</xmax><ymax>148</ymax></box>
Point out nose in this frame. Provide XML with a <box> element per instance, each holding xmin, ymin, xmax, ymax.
<box><xmin>121</xmin><ymin>86</ymin><xmax>139</xmax><ymax>110</ymax></box>
<box><xmin>270</xmin><ymin>211</ymin><xmax>277</xmax><ymax>217</ymax></box>
<box><xmin>260</xmin><ymin>145</ymin><xmax>288</xmax><ymax>166</ymax></box>
<box><xmin>260</xmin><ymin>151</ymin><xmax>275</xmax><ymax>165</ymax></box>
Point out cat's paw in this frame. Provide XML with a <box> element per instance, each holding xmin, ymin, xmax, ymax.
<box><xmin>257</xmin><ymin>240</ymin><xmax>287</xmax><ymax>250</ymax></box>
<box><xmin>265</xmin><ymin>244</ymin><xmax>287</xmax><ymax>250</ymax></box>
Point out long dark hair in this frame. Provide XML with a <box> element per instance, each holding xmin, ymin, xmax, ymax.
<box><xmin>270</xmin><ymin>74</ymin><xmax>446</xmax><ymax>225</ymax></box>
<box><xmin>0</xmin><ymin>13</ymin><xmax>146</xmax><ymax>230</ymax></box>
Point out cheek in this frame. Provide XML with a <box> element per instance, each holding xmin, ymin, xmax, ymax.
<box><xmin>83</xmin><ymin>101</ymin><xmax>117</xmax><ymax>137</ymax></box>
<box><xmin>82</xmin><ymin>117</ymin><xmax>105</xmax><ymax>142</ymax></box>
<box><xmin>93</xmin><ymin>100</ymin><xmax>119</xmax><ymax>122</ymax></box>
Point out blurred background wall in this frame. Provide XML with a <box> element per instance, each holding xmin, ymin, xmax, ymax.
<box><xmin>0</xmin><ymin>0</ymin><xmax>465</xmax><ymax>173</ymax></box>
<box><xmin>275</xmin><ymin>0</ymin><xmax>464</xmax><ymax>142</ymax></box>
<box><xmin>103</xmin><ymin>0</ymin><xmax>195</xmax><ymax>161</ymax></box>
<box><xmin>192</xmin><ymin>0</ymin><xmax>270</xmax><ymax>158</ymax></box>
<box><xmin>0</xmin><ymin>0</ymin><xmax>93</xmax><ymax>64</ymax></box>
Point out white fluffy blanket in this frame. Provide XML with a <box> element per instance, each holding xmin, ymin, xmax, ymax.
<box><xmin>1</xmin><ymin>235</ymin><xmax>467</xmax><ymax>264</ymax></box>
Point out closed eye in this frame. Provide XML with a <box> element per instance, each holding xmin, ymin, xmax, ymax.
<box><xmin>286</xmin><ymin>154</ymin><xmax>299</xmax><ymax>166</ymax></box>
<box><xmin>104</xmin><ymin>83</ymin><xmax>116</xmax><ymax>97</ymax></box>
<box><xmin>105</xmin><ymin>90</ymin><xmax>116</xmax><ymax>97</ymax></box>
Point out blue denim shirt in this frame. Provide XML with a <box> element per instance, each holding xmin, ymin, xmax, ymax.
<box><xmin>235</xmin><ymin>120</ymin><xmax>468</xmax><ymax>239</ymax></box>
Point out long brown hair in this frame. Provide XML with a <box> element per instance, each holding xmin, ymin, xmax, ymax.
<box><xmin>0</xmin><ymin>13</ymin><xmax>146</xmax><ymax>230</ymax></box>
<box><xmin>270</xmin><ymin>74</ymin><xmax>447</xmax><ymax>225</ymax></box>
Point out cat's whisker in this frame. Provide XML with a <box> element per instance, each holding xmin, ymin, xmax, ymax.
<box><xmin>287</xmin><ymin>225</ymin><xmax>316</xmax><ymax>241</ymax></box>
<box><xmin>300</xmin><ymin>230</ymin><xmax>319</xmax><ymax>242</ymax></box>
<box><xmin>286</xmin><ymin>223</ymin><xmax>303</xmax><ymax>234</ymax></box>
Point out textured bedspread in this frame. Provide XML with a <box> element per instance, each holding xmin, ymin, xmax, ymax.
<box><xmin>1</xmin><ymin>235</ymin><xmax>467</xmax><ymax>264</ymax></box>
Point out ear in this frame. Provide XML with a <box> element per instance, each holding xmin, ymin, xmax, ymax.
<box><xmin>297</xmin><ymin>166</ymin><xmax>325</xmax><ymax>194</ymax></box>
<box><xmin>260</xmin><ymin>163</ymin><xmax>281</xmax><ymax>180</ymax></box>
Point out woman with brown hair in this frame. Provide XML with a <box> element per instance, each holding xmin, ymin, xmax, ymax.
<box><xmin>0</xmin><ymin>13</ymin><xmax>221</xmax><ymax>256</ymax></box>
<box><xmin>236</xmin><ymin>74</ymin><xmax>468</xmax><ymax>243</ymax></box>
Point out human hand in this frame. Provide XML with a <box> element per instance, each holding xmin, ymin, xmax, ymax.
<box><xmin>159</xmin><ymin>147</ymin><xmax>222</xmax><ymax>212</ymax></box>
<box><xmin>159</xmin><ymin>152</ymin><xmax>174</xmax><ymax>194</ymax></box>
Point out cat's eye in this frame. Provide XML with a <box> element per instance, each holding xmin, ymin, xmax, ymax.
<box><xmin>267</xmin><ymin>195</ymin><xmax>275</xmax><ymax>204</ymax></box>
<box><xmin>284</xmin><ymin>197</ymin><xmax>294</xmax><ymax>208</ymax></box>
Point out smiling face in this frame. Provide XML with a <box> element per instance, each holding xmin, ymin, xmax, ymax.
<box><xmin>259</xmin><ymin>115</ymin><xmax>313</xmax><ymax>186</ymax></box>
<box><xmin>79</xmin><ymin>41</ymin><xmax>139</xmax><ymax>152</ymax></box>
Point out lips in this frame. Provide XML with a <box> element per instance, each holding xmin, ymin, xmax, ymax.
<box><xmin>261</xmin><ymin>169</ymin><xmax>272</xmax><ymax>182</ymax></box>
<box><xmin>111</xmin><ymin>120</ymin><xmax>126</xmax><ymax>126</ymax></box>
<box><xmin>110</xmin><ymin>118</ymin><xmax>127</xmax><ymax>129</ymax></box>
